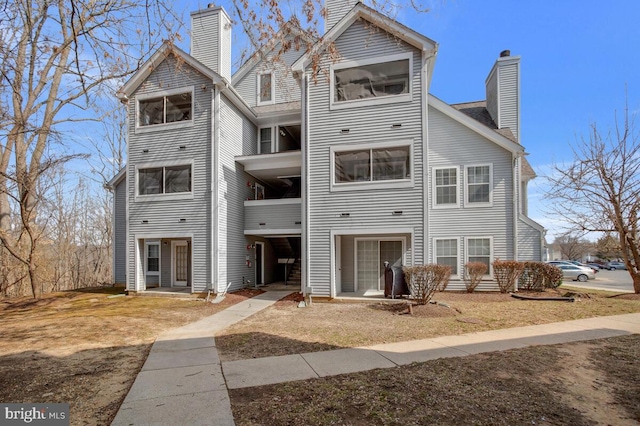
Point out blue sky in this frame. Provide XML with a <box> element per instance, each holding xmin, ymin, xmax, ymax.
<box><xmin>170</xmin><ymin>1</ymin><xmax>640</xmax><ymax>240</ymax></box>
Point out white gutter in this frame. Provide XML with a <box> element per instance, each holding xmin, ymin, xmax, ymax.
<box><xmin>301</xmin><ymin>72</ymin><xmax>310</xmax><ymax>296</ymax></box>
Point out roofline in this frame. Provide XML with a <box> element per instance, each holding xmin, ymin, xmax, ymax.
<box><xmin>231</xmin><ymin>22</ymin><xmax>315</xmax><ymax>86</ymax></box>
<box><xmin>428</xmin><ymin>94</ymin><xmax>524</xmax><ymax>154</ymax></box>
<box><xmin>117</xmin><ymin>43</ymin><xmax>224</xmax><ymax>100</ymax></box>
<box><xmin>105</xmin><ymin>167</ymin><xmax>126</xmax><ymax>189</ymax></box>
<box><xmin>519</xmin><ymin>213</ymin><xmax>546</xmax><ymax>233</ymax></box>
<box><xmin>292</xmin><ymin>2</ymin><xmax>438</xmax><ymax>73</ymax></box>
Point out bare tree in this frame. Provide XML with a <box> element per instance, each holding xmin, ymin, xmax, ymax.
<box><xmin>546</xmin><ymin>100</ymin><xmax>640</xmax><ymax>293</ymax></box>
<box><xmin>0</xmin><ymin>1</ymin><xmax>183</xmax><ymax>297</ymax></box>
<box><xmin>553</xmin><ymin>232</ymin><xmax>592</xmax><ymax>261</ymax></box>
<box><xmin>595</xmin><ymin>233</ymin><xmax>623</xmax><ymax>261</ymax></box>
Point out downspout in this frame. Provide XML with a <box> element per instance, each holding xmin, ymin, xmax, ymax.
<box><xmin>513</xmin><ymin>152</ymin><xmax>521</xmax><ymax>291</ymax></box>
<box><xmin>212</xmin><ymin>85</ymin><xmax>220</xmax><ymax>293</ymax></box>
<box><xmin>301</xmin><ymin>71</ymin><xmax>310</xmax><ymax>297</ymax></box>
<box><xmin>422</xmin><ymin>48</ymin><xmax>435</xmax><ymax>266</ymax></box>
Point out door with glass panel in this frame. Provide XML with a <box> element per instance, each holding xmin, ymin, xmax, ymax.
<box><xmin>172</xmin><ymin>241</ymin><xmax>188</xmax><ymax>287</ymax></box>
<box><xmin>356</xmin><ymin>239</ymin><xmax>404</xmax><ymax>291</ymax></box>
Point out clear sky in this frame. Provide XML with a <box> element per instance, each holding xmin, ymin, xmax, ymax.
<box><xmin>173</xmin><ymin>0</ymin><xmax>640</xmax><ymax>240</ymax></box>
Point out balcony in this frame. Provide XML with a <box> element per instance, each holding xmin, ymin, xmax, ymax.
<box><xmin>244</xmin><ymin>198</ymin><xmax>302</xmax><ymax>236</ymax></box>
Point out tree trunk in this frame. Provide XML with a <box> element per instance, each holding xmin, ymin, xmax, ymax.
<box><xmin>633</xmin><ymin>273</ymin><xmax>640</xmax><ymax>294</ymax></box>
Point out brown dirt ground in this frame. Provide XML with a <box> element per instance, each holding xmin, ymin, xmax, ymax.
<box><xmin>216</xmin><ymin>288</ymin><xmax>640</xmax><ymax>361</ymax></box>
<box><xmin>0</xmin><ymin>287</ymin><xmax>262</xmax><ymax>426</ymax></box>
<box><xmin>230</xmin><ymin>334</ymin><xmax>640</xmax><ymax>426</ymax></box>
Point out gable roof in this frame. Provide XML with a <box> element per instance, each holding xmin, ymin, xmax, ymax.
<box><xmin>292</xmin><ymin>2</ymin><xmax>438</xmax><ymax>74</ymax></box>
<box><xmin>105</xmin><ymin>167</ymin><xmax>126</xmax><ymax>189</ymax></box>
<box><xmin>231</xmin><ymin>21</ymin><xmax>316</xmax><ymax>86</ymax></box>
<box><xmin>117</xmin><ymin>42</ymin><xmax>224</xmax><ymax>100</ymax></box>
<box><xmin>429</xmin><ymin>95</ymin><xmax>524</xmax><ymax>154</ymax></box>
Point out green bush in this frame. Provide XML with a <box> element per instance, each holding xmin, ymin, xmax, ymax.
<box><xmin>403</xmin><ymin>264</ymin><xmax>451</xmax><ymax>305</ymax></box>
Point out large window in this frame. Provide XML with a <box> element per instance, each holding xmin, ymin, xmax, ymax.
<box><xmin>138</xmin><ymin>164</ymin><xmax>192</xmax><ymax>196</ymax></box>
<box><xmin>145</xmin><ymin>242</ymin><xmax>160</xmax><ymax>275</ymax></box>
<box><xmin>435</xmin><ymin>238</ymin><xmax>458</xmax><ymax>275</ymax></box>
<box><xmin>434</xmin><ymin>167</ymin><xmax>458</xmax><ymax>207</ymax></box>
<box><xmin>334</xmin><ymin>59</ymin><xmax>410</xmax><ymax>103</ymax></box>
<box><xmin>466</xmin><ymin>164</ymin><xmax>492</xmax><ymax>205</ymax></box>
<box><xmin>334</xmin><ymin>144</ymin><xmax>411</xmax><ymax>187</ymax></box>
<box><xmin>258</xmin><ymin>72</ymin><xmax>274</xmax><ymax>104</ymax></box>
<box><xmin>138</xmin><ymin>91</ymin><xmax>192</xmax><ymax>127</ymax></box>
<box><xmin>466</xmin><ymin>237</ymin><xmax>492</xmax><ymax>274</ymax></box>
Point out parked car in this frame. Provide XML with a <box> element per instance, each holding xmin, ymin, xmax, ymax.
<box><xmin>567</xmin><ymin>261</ymin><xmax>599</xmax><ymax>273</ymax></box>
<box><xmin>553</xmin><ymin>264</ymin><xmax>596</xmax><ymax>282</ymax></box>
<box><xmin>585</xmin><ymin>263</ymin><xmax>604</xmax><ymax>271</ymax></box>
<box><xmin>605</xmin><ymin>261</ymin><xmax>627</xmax><ymax>270</ymax></box>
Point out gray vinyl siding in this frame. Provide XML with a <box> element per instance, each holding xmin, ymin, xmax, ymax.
<box><xmin>518</xmin><ymin>218</ymin><xmax>542</xmax><ymax>261</ymax></box>
<box><xmin>306</xmin><ymin>19</ymin><xmax>425</xmax><ymax>297</ymax></box>
<box><xmin>498</xmin><ymin>61</ymin><xmax>519</xmax><ymax>141</ymax></box>
<box><xmin>340</xmin><ymin>235</ymin><xmax>355</xmax><ymax>293</ymax></box>
<box><xmin>126</xmin><ymin>56</ymin><xmax>212</xmax><ymax>292</ymax></box>
<box><xmin>244</xmin><ymin>200</ymin><xmax>301</xmax><ymax>231</ymax></box>
<box><xmin>218</xmin><ymin>94</ymin><xmax>258</xmax><ymax>292</ymax></box>
<box><xmin>113</xmin><ymin>178</ymin><xmax>127</xmax><ymax>284</ymax></box>
<box><xmin>160</xmin><ymin>241</ymin><xmax>171</xmax><ymax>287</ymax></box>
<box><xmin>191</xmin><ymin>7</ymin><xmax>231</xmax><ymax>79</ymax></box>
<box><xmin>233</xmin><ymin>37</ymin><xmax>303</xmax><ymax>107</ymax></box>
<box><xmin>428</xmin><ymin>105</ymin><xmax>515</xmax><ymax>291</ymax></box>
<box><xmin>486</xmin><ymin>69</ymin><xmax>498</xmax><ymax>125</ymax></box>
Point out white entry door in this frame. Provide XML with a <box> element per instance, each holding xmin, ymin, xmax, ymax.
<box><xmin>172</xmin><ymin>241</ymin><xmax>188</xmax><ymax>287</ymax></box>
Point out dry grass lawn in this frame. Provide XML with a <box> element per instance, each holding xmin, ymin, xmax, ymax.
<box><xmin>216</xmin><ymin>287</ymin><xmax>640</xmax><ymax>361</ymax></box>
<box><xmin>230</xmin><ymin>334</ymin><xmax>640</xmax><ymax>425</ymax></box>
<box><xmin>0</xmin><ymin>287</ymin><xmax>262</xmax><ymax>426</ymax></box>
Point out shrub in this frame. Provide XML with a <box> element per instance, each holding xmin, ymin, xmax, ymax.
<box><xmin>403</xmin><ymin>264</ymin><xmax>451</xmax><ymax>305</ymax></box>
<box><xmin>464</xmin><ymin>261</ymin><xmax>487</xmax><ymax>293</ymax></box>
<box><xmin>543</xmin><ymin>263</ymin><xmax>563</xmax><ymax>288</ymax></box>
<box><xmin>492</xmin><ymin>260</ymin><xmax>525</xmax><ymax>293</ymax></box>
<box><xmin>519</xmin><ymin>262</ymin><xmax>563</xmax><ymax>290</ymax></box>
<box><xmin>518</xmin><ymin>261</ymin><xmax>547</xmax><ymax>291</ymax></box>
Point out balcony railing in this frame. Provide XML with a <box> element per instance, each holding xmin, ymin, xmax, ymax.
<box><xmin>244</xmin><ymin>198</ymin><xmax>302</xmax><ymax>235</ymax></box>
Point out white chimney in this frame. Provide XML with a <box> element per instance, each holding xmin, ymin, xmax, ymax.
<box><xmin>191</xmin><ymin>5</ymin><xmax>232</xmax><ymax>81</ymax></box>
<box><xmin>324</xmin><ymin>0</ymin><xmax>358</xmax><ymax>34</ymax></box>
<box><xmin>485</xmin><ymin>50</ymin><xmax>521</xmax><ymax>142</ymax></box>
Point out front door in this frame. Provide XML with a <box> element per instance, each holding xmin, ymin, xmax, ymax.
<box><xmin>172</xmin><ymin>241</ymin><xmax>188</xmax><ymax>287</ymax></box>
<box><xmin>255</xmin><ymin>242</ymin><xmax>264</xmax><ymax>285</ymax></box>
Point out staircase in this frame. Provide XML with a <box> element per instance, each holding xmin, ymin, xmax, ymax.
<box><xmin>287</xmin><ymin>258</ymin><xmax>302</xmax><ymax>287</ymax></box>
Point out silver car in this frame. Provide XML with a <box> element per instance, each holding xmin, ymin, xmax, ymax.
<box><xmin>554</xmin><ymin>264</ymin><xmax>596</xmax><ymax>282</ymax></box>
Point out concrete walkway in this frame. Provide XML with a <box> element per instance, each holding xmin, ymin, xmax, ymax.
<box><xmin>111</xmin><ymin>291</ymin><xmax>292</xmax><ymax>426</ymax></box>
<box><xmin>222</xmin><ymin>313</ymin><xmax>640</xmax><ymax>389</ymax></box>
<box><xmin>111</xmin><ymin>292</ymin><xmax>640</xmax><ymax>425</ymax></box>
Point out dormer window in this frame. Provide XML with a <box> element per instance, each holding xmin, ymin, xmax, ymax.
<box><xmin>257</xmin><ymin>72</ymin><xmax>274</xmax><ymax>105</ymax></box>
<box><xmin>330</xmin><ymin>53</ymin><xmax>412</xmax><ymax>110</ymax></box>
<box><xmin>136</xmin><ymin>87</ymin><xmax>194</xmax><ymax>131</ymax></box>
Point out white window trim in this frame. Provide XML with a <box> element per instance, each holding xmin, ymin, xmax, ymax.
<box><xmin>354</xmin><ymin>237</ymin><xmax>406</xmax><ymax>292</ymax></box>
<box><xmin>256</xmin><ymin>71</ymin><xmax>275</xmax><ymax>106</ymax></box>
<box><xmin>330</xmin><ymin>52</ymin><xmax>413</xmax><ymax>111</ymax></box>
<box><xmin>433</xmin><ymin>237</ymin><xmax>460</xmax><ymax>279</ymax></box>
<box><xmin>135</xmin><ymin>159</ymin><xmax>195</xmax><ymax>202</ymax></box>
<box><xmin>258</xmin><ymin>126</ymin><xmax>274</xmax><ymax>154</ymax></box>
<box><xmin>464</xmin><ymin>236</ymin><xmax>494</xmax><ymax>278</ymax></box>
<box><xmin>464</xmin><ymin>163</ymin><xmax>493</xmax><ymax>207</ymax></box>
<box><xmin>330</xmin><ymin>139</ymin><xmax>414</xmax><ymax>192</ymax></box>
<box><xmin>145</xmin><ymin>241</ymin><xmax>160</xmax><ymax>276</ymax></box>
<box><xmin>135</xmin><ymin>86</ymin><xmax>195</xmax><ymax>134</ymax></box>
<box><xmin>432</xmin><ymin>166</ymin><xmax>460</xmax><ymax>209</ymax></box>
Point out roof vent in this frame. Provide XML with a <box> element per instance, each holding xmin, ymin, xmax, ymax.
<box><xmin>208</xmin><ymin>3</ymin><xmax>215</xmax><ymax>8</ymax></box>
<box><xmin>500</xmin><ymin>50</ymin><xmax>510</xmax><ymax>58</ymax></box>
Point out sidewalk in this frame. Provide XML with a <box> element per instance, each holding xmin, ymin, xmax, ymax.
<box><xmin>111</xmin><ymin>292</ymin><xmax>640</xmax><ymax>425</ymax></box>
<box><xmin>221</xmin><ymin>312</ymin><xmax>640</xmax><ymax>389</ymax></box>
<box><xmin>111</xmin><ymin>291</ymin><xmax>292</xmax><ymax>426</ymax></box>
